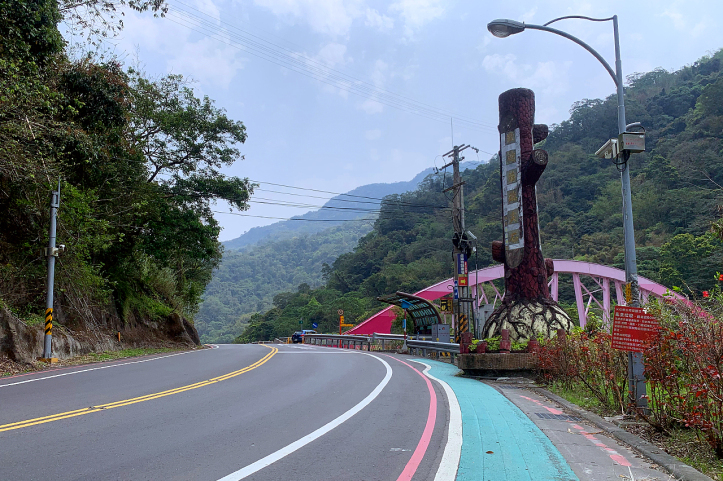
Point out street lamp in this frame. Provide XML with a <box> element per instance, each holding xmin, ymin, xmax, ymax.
<box><xmin>488</xmin><ymin>15</ymin><xmax>647</xmax><ymax>410</ymax></box>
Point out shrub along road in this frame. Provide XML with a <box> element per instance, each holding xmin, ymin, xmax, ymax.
<box><xmin>0</xmin><ymin>344</ymin><xmax>678</xmax><ymax>480</ymax></box>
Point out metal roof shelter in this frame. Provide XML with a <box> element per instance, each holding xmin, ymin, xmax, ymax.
<box><xmin>376</xmin><ymin>291</ymin><xmax>441</xmax><ymax>333</ymax></box>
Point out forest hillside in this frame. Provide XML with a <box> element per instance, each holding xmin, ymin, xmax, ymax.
<box><xmin>0</xmin><ymin>0</ymin><xmax>251</xmax><ymax>360</ymax></box>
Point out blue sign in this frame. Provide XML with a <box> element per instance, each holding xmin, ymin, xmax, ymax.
<box><xmin>457</xmin><ymin>253</ymin><xmax>467</xmax><ymax>276</ymax></box>
<box><xmin>453</xmin><ymin>286</ymin><xmax>459</xmax><ymax>300</ymax></box>
<box><xmin>312</xmin><ymin>322</ymin><xmax>318</xmax><ymax>329</ymax></box>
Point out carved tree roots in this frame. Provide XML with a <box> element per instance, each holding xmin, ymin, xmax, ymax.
<box><xmin>481</xmin><ymin>298</ymin><xmax>573</xmax><ymax>342</ymax></box>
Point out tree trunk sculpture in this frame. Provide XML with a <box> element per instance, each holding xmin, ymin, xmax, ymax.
<box><xmin>481</xmin><ymin>88</ymin><xmax>573</xmax><ymax>341</ymax></box>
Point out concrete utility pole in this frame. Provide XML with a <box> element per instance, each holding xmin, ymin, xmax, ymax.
<box><xmin>41</xmin><ymin>181</ymin><xmax>62</xmax><ymax>363</ymax></box>
<box><xmin>442</xmin><ymin>144</ymin><xmax>474</xmax><ymax>341</ymax></box>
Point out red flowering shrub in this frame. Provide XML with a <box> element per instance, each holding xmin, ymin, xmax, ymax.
<box><xmin>644</xmin><ymin>298</ymin><xmax>723</xmax><ymax>458</ymax></box>
<box><xmin>538</xmin><ymin>329</ymin><xmax>628</xmax><ymax>413</ymax></box>
<box><xmin>538</xmin><ymin>296</ymin><xmax>723</xmax><ymax>458</ymax></box>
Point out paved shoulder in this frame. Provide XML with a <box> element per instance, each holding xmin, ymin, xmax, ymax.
<box><xmin>421</xmin><ymin>360</ymin><xmax>577</xmax><ymax>481</ymax></box>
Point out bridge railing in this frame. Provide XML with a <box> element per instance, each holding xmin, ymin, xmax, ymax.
<box><xmin>405</xmin><ymin>340</ymin><xmax>459</xmax><ymax>360</ymax></box>
<box><xmin>302</xmin><ymin>333</ymin><xmax>459</xmax><ymax>361</ymax></box>
<box><xmin>304</xmin><ymin>334</ymin><xmax>372</xmax><ymax>351</ymax></box>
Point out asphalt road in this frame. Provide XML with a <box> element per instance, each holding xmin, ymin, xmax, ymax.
<box><xmin>0</xmin><ymin>344</ymin><xmax>451</xmax><ymax>481</ymax></box>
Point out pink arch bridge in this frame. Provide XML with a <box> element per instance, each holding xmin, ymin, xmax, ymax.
<box><xmin>346</xmin><ymin>260</ymin><xmax>678</xmax><ymax>335</ymax></box>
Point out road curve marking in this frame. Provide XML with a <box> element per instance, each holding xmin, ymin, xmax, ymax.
<box><xmin>383</xmin><ymin>356</ymin><xmax>437</xmax><ymax>481</ymax></box>
<box><xmin>0</xmin><ymin>346</ymin><xmax>277</xmax><ymax>433</ymax></box>
<box><xmin>411</xmin><ymin>361</ymin><xmax>463</xmax><ymax>481</ymax></box>
<box><xmin>216</xmin><ymin>352</ymin><xmax>393</xmax><ymax>481</ymax></box>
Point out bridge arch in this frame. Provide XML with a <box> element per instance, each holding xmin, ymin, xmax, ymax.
<box><xmin>345</xmin><ymin>260</ymin><xmax>678</xmax><ymax>335</ymax></box>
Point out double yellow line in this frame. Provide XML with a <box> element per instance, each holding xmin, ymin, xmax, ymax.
<box><xmin>0</xmin><ymin>345</ymin><xmax>277</xmax><ymax>433</ymax></box>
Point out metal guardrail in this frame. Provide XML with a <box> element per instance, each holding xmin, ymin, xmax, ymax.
<box><xmin>405</xmin><ymin>339</ymin><xmax>459</xmax><ymax>362</ymax></box>
<box><xmin>304</xmin><ymin>334</ymin><xmax>372</xmax><ymax>351</ymax></box>
<box><xmin>301</xmin><ymin>333</ymin><xmax>458</xmax><ymax>361</ymax></box>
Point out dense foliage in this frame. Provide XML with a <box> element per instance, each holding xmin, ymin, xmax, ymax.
<box><xmin>236</xmin><ymin>49</ymin><xmax>723</xmax><ymax>343</ymax></box>
<box><xmin>0</xmin><ymin>0</ymin><xmax>251</xmax><ymax>331</ymax></box>
<box><xmin>196</xmin><ymin>223</ymin><xmax>373</xmax><ymax>343</ymax></box>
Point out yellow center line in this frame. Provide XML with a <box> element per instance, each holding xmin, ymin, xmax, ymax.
<box><xmin>0</xmin><ymin>345</ymin><xmax>278</xmax><ymax>433</ymax></box>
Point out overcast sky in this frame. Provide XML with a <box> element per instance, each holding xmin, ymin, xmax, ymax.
<box><xmin>68</xmin><ymin>0</ymin><xmax>723</xmax><ymax>241</ymax></box>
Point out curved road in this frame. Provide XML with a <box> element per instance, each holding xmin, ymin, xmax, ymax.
<box><xmin>0</xmin><ymin>344</ymin><xmax>451</xmax><ymax>481</ymax></box>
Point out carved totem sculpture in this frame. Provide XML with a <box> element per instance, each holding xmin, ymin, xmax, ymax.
<box><xmin>481</xmin><ymin>88</ymin><xmax>573</xmax><ymax>341</ymax></box>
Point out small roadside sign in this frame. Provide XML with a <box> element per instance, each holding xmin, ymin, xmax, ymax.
<box><xmin>612</xmin><ymin>306</ymin><xmax>659</xmax><ymax>352</ymax></box>
<box><xmin>439</xmin><ymin>298</ymin><xmax>452</xmax><ymax>311</ymax></box>
<box><xmin>312</xmin><ymin>322</ymin><xmax>318</xmax><ymax>329</ymax></box>
<box><xmin>337</xmin><ymin>309</ymin><xmax>344</xmax><ymax>316</ymax></box>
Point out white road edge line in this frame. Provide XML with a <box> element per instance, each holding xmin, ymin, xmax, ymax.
<box><xmin>216</xmin><ymin>352</ymin><xmax>393</xmax><ymax>481</ymax></box>
<box><xmin>411</xmin><ymin>361</ymin><xmax>462</xmax><ymax>481</ymax></box>
<box><xmin>0</xmin><ymin>350</ymin><xmax>195</xmax><ymax>388</ymax></box>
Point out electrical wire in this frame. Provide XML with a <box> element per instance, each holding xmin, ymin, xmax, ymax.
<box><xmin>169</xmin><ymin>2</ymin><xmax>496</xmax><ymax>130</ymax></box>
<box><xmin>247</xmin><ymin>179</ymin><xmax>448</xmax><ymax>208</ymax></box>
<box><xmin>164</xmin><ymin>4</ymin><xmax>497</xmax><ymax>132</ymax></box>
<box><xmin>212</xmin><ymin>210</ymin><xmax>378</xmax><ymax>222</ymax></box>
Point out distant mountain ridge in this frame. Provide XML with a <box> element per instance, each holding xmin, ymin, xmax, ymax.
<box><xmin>223</xmin><ymin>162</ymin><xmax>481</xmax><ymax>251</ymax></box>
<box><xmin>198</xmin><ymin>161</ymin><xmax>482</xmax><ymax>342</ymax></box>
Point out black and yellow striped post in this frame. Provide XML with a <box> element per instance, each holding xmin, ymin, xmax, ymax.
<box><xmin>44</xmin><ymin>308</ymin><xmax>53</xmax><ymax>336</ymax></box>
<box><xmin>455</xmin><ymin>314</ymin><xmax>468</xmax><ymax>343</ymax></box>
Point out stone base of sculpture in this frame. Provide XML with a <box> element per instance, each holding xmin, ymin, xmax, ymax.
<box><xmin>481</xmin><ymin>297</ymin><xmax>572</xmax><ymax>342</ymax></box>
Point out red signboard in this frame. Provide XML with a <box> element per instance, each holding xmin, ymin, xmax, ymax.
<box><xmin>611</xmin><ymin>306</ymin><xmax>660</xmax><ymax>352</ymax></box>
<box><xmin>458</xmin><ymin>275</ymin><xmax>468</xmax><ymax>287</ymax></box>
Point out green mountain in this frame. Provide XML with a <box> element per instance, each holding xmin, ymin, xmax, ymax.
<box><xmin>235</xmin><ymin>49</ymin><xmax>723</xmax><ymax>343</ymax></box>
<box><xmin>197</xmin><ymin>163</ymin><xmax>481</xmax><ymax>343</ymax></box>
<box><xmin>222</xmin><ymin>167</ymin><xmax>448</xmax><ymax>251</ymax></box>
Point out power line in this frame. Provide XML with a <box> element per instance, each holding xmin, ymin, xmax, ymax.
<box><xmin>212</xmin><ymin>210</ymin><xmax>378</xmax><ymax>222</ymax></box>
<box><xmin>164</xmin><ymin>4</ymin><xmax>498</xmax><ymax>132</ymax></box>
<box><xmin>170</xmin><ymin>3</ymin><xmax>496</xmax><ymax>130</ymax></box>
<box><xmin>248</xmin><ymin>179</ymin><xmax>448</xmax><ymax>208</ymax></box>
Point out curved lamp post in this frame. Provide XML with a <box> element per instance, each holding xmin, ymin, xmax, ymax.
<box><xmin>488</xmin><ymin>15</ymin><xmax>647</xmax><ymax>410</ymax></box>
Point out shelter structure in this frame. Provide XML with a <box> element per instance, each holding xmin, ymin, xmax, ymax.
<box><xmin>376</xmin><ymin>292</ymin><xmax>441</xmax><ymax>334</ymax></box>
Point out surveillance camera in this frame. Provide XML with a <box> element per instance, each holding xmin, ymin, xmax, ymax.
<box><xmin>466</xmin><ymin>231</ymin><xmax>477</xmax><ymax>241</ymax></box>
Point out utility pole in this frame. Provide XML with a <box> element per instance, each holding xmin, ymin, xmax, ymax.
<box><xmin>41</xmin><ymin>181</ymin><xmax>63</xmax><ymax>363</ymax></box>
<box><xmin>442</xmin><ymin>144</ymin><xmax>475</xmax><ymax>342</ymax></box>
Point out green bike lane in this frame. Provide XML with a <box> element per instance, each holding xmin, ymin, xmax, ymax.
<box><xmin>414</xmin><ymin>359</ymin><xmax>672</xmax><ymax>481</ymax></box>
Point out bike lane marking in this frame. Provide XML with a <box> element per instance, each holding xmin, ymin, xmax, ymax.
<box><xmin>417</xmin><ymin>360</ymin><xmax>578</xmax><ymax>481</ymax></box>
<box><xmin>382</xmin><ymin>356</ymin><xmax>438</xmax><ymax>481</ymax></box>
<box><xmin>411</xmin><ymin>360</ymin><xmax>463</xmax><ymax>481</ymax></box>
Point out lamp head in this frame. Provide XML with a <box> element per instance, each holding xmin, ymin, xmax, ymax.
<box><xmin>487</xmin><ymin>19</ymin><xmax>525</xmax><ymax>38</ymax></box>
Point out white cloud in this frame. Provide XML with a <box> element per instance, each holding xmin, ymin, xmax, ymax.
<box><xmin>365</xmin><ymin>128</ymin><xmax>382</xmax><ymax>140</ymax></box>
<box><xmin>112</xmin><ymin>11</ymin><xmax>247</xmax><ymax>89</ymax></box>
<box><xmin>191</xmin><ymin>0</ymin><xmax>221</xmax><ymax>20</ymax></box>
<box><xmin>365</xmin><ymin>8</ymin><xmax>394</xmax><ymax>31</ymax></box>
<box><xmin>661</xmin><ymin>5</ymin><xmax>708</xmax><ymax>39</ymax></box>
<box><xmin>315</xmin><ymin>42</ymin><xmax>351</xmax><ymax>67</ymax></box>
<box><xmin>389</xmin><ymin>0</ymin><xmax>446</xmax><ymax>39</ymax></box>
<box><xmin>168</xmin><ymin>37</ymin><xmax>247</xmax><ymax>89</ymax></box>
<box><xmin>359</xmin><ymin>99</ymin><xmax>384</xmax><ymax>114</ymax></box>
<box><xmin>370</xmin><ymin>59</ymin><xmax>388</xmax><ymax>86</ymax></box>
<box><xmin>253</xmin><ymin>0</ymin><xmax>364</xmax><ymax>37</ymax></box>
<box><xmin>481</xmin><ymin>53</ymin><xmax>572</xmax><ymax>97</ymax></box>
<box><xmin>520</xmin><ymin>7</ymin><xmax>536</xmax><ymax>23</ymax></box>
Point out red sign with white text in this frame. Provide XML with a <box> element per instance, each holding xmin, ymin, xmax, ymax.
<box><xmin>611</xmin><ymin>306</ymin><xmax>660</xmax><ymax>353</ymax></box>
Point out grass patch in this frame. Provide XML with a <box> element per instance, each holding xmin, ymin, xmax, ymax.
<box><xmin>75</xmin><ymin>347</ymin><xmax>185</xmax><ymax>363</ymax></box>
<box><xmin>546</xmin><ymin>381</ymin><xmax>619</xmax><ymax>416</ymax></box>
